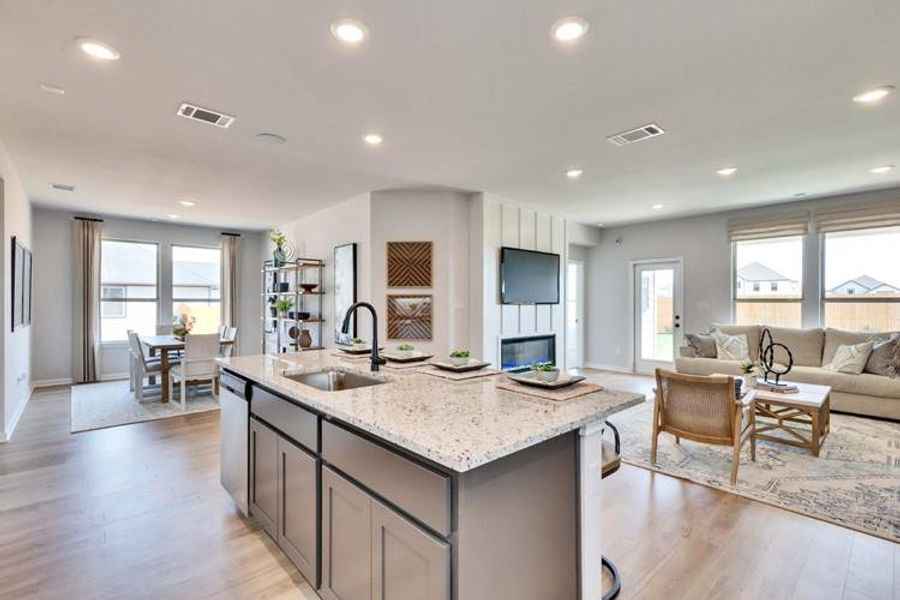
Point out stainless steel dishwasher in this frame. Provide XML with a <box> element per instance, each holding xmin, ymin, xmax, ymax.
<box><xmin>219</xmin><ymin>370</ymin><xmax>250</xmax><ymax>516</ymax></box>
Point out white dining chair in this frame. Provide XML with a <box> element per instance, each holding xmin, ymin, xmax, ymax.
<box><xmin>170</xmin><ymin>333</ymin><xmax>221</xmax><ymax>410</ymax></box>
<box><xmin>127</xmin><ymin>332</ymin><xmax>163</xmax><ymax>402</ymax></box>
<box><xmin>218</xmin><ymin>325</ymin><xmax>227</xmax><ymax>338</ymax></box>
<box><xmin>219</xmin><ymin>326</ymin><xmax>238</xmax><ymax>359</ymax></box>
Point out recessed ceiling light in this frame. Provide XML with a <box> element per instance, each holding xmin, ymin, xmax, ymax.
<box><xmin>869</xmin><ymin>165</ymin><xmax>895</xmax><ymax>174</ymax></box>
<box><xmin>256</xmin><ymin>133</ymin><xmax>287</xmax><ymax>144</ymax></box>
<box><xmin>39</xmin><ymin>82</ymin><xmax>66</xmax><ymax>95</ymax></box>
<box><xmin>716</xmin><ymin>167</ymin><xmax>738</xmax><ymax>177</ymax></box>
<box><xmin>363</xmin><ymin>133</ymin><xmax>383</xmax><ymax>146</ymax></box>
<box><xmin>167</xmin><ymin>213</ymin><xmax>180</xmax><ymax>220</ymax></box>
<box><xmin>566</xmin><ymin>168</ymin><xmax>584</xmax><ymax>179</ymax></box>
<box><xmin>852</xmin><ymin>86</ymin><xmax>894</xmax><ymax>104</ymax></box>
<box><xmin>52</xmin><ymin>183</ymin><xmax>75</xmax><ymax>191</ymax></box>
<box><xmin>178</xmin><ymin>199</ymin><xmax>196</xmax><ymax>207</ymax></box>
<box><xmin>552</xmin><ymin>16</ymin><xmax>589</xmax><ymax>42</ymax></box>
<box><xmin>331</xmin><ymin>18</ymin><xmax>368</xmax><ymax>44</ymax></box>
<box><xmin>651</xmin><ymin>204</ymin><xmax>664</xmax><ymax>210</ymax></box>
<box><xmin>75</xmin><ymin>37</ymin><xmax>120</xmax><ymax>61</ymax></box>
<box><xmin>595</xmin><ymin>223</ymin><xmax>604</xmax><ymax>227</ymax></box>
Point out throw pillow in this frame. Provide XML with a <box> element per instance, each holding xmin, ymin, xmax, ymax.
<box><xmin>712</xmin><ymin>329</ymin><xmax>750</xmax><ymax>361</ymax></box>
<box><xmin>864</xmin><ymin>334</ymin><xmax>900</xmax><ymax>378</ymax></box>
<box><xmin>824</xmin><ymin>341</ymin><xmax>874</xmax><ymax>375</ymax></box>
<box><xmin>685</xmin><ymin>333</ymin><xmax>717</xmax><ymax>358</ymax></box>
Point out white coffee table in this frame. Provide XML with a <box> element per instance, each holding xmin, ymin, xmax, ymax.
<box><xmin>749</xmin><ymin>381</ymin><xmax>831</xmax><ymax>457</ymax></box>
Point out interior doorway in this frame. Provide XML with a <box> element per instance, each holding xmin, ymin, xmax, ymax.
<box><xmin>566</xmin><ymin>260</ymin><xmax>585</xmax><ymax>369</ymax></box>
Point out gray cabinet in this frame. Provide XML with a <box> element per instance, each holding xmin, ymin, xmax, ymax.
<box><xmin>372</xmin><ymin>500</ymin><xmax>450</xmax><ymax>600</ymax></box>
<box><xmin>278</xmin><ymin>438</ymin><xmax>319</xmax><ymax>587</ymax></box>
<box><xmin>321</xmin><ymin>467</ymin><xmax>449</xmax><ymax>600</ymax></box>
<box><xmin>321</xmin><ymin>467</ymin><xmax>373</xmax><ymax>600</ymax></box>
<box><xmin>249</xmin><ymin>417</ymin><xmax>278</xmax><ymax>538</ymax></box>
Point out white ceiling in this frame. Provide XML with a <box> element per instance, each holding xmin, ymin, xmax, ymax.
<box><xmin>0</xmin><ymin>0</ymin><xmax>898</xmax><ymax>229</ymax></box>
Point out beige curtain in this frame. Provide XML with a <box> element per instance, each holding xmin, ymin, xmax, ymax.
<box><xmin>73</xmin><ymin>218</ymin><xmax>102</xmax><ymax>383</ymax></box>
<box><xmin>221</xmin><ymin>233</ymin><xmax>240</xmax><ymax>328</ymax></box>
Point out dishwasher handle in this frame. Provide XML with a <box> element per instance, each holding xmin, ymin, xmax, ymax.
<box><xmin>220</xmin><ymin>371</ymin><xmax>248</xmax><ymax>399</ymax></box>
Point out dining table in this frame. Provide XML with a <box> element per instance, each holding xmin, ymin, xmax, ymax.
<box><xmin>140</xmin><ymin>334</ymin><xmax>234</xmax><ymax>403</ymax></box>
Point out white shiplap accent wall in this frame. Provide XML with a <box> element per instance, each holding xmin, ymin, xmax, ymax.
<box><xmin>475</xmin><ymin>194</ymin><xmax>567</xmax><ymax>368</ymax></box>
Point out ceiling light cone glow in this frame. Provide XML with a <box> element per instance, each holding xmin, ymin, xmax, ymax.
<box><xmin>76</xmin><ymin>37</ymin><xmax>120</xmax><ymax>61</ymax></box>
<box><xmin>363</xmin><ymin>133</ymin><xmax>383</xmax><ymax>145</ymax></box>
<box><xmin>566</xmin><ymin>168</ymin><xmax>584</xmax><ymax>179</ymax></box>
<box><xmin>717</xmin><ymin>167</ymin><xmax>738</xmax><ymax>177</ymax></box>
<box><xmin>869</xmin><ymin>165</ymin><xmax>895</xmax><ymax>174</ymax></box>
<box><xmin>179</xmin><ymin>199</ymin><xmax>196</xmax><ymax>207</ymax></box>
<box><xmin>553</xmin><ymin>16</ymin><xmax>589</xmax><ymax>42</ymax></box>
<box><xmin>853</xmin><ymin>86</ymin><xmax>894</xmax><ymax>104</ymax></box>
<box><xmin>651</xmin><ymin>204</ymin><xmax>664</xmax><ymax>210</ymax></box>
<box><xmin>331</xmin><ymin>18</ymin><xmax>368</xmax><ymax>44</ymax></box>
<box><xmin>167</xmin><ymin>213</ymin><xmax>180</xmax><ymax>220</ymax></box>
<box><xmin>39</xmin><ymin>82</ymin><xmax>66</xmax><ymax>95</ymax></box>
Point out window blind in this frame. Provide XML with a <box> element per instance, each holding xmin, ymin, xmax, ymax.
<box><xmin>814</xmin><ymin>200</ymin><xmax>900</xmax><ymax>234</ymax></box>
<box><xmin>727</xmin><ymin>211</ymin><xmax>809</xmax><ymax>241</ymax></box>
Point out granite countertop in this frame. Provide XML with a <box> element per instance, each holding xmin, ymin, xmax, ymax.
<box><xmin>221</xmin><ymin>351</ymin><xmax>644</xmax><ymax>472</ymax></box>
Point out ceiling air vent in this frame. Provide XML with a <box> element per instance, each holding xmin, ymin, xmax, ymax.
<box><xmin>176</xmin><ymin>102</ymin><xmax>235</xmax><ymax>129</ymax></box>
<box><xmin>607</xmin><ymin>123</ymin><xmax>666</xmax><ymax>147</ymax></box>
<box><xmin>52</xmin><ymin>183</ymin><xmax>75</xmax><ymax>191</ymax></box>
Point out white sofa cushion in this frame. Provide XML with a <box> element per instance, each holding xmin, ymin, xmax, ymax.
<box><xmin>823</xmin><ymin>342</ymin><xmax>874</xmax><ymax>375</ymax></box>
<box><xmin>711</xmin><ymin>324</ymin><xmax>761</xmax><ymax>361</ymax></box>
<box><xmin>821</xmin><ymin>328</ymin><xmax>894</xmax><ymax>366</ymax></box>
<box><xmin>712</xmin><ymin>329</ymin><xmax>750</xmax><ymax>361</ymax></box>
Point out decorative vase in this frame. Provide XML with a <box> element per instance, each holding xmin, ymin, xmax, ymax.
<box><xmin>536</xmin><ymin>369</ymin><xmax>560</xmax><ymax>382</ymax></box>
<box><xmin>449</xmin><ymin>356</ymin><xmax>469</xmax><ymax>367</ymax></box>
<box><xmin>299</xmin><ymin>329</ymin><xmax>313</xmax><ymax>349</ymax></box>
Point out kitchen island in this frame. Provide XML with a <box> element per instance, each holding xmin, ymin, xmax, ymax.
<box><xmin>219</xmin><ymin>351</ymin><xmax>643</xmax><ymax>600</ymax></box>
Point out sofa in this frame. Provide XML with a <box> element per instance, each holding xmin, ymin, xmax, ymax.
<box><xmin>675</xmin><ymin>324</ymin><xmax>900</xmax><ymax>420</ymax></box>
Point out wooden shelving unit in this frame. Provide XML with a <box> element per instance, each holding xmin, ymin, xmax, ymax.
<box><xmin>261</xmin><ymin>258</ymin><xmax>325</xmax><ymax>354</ymax></box>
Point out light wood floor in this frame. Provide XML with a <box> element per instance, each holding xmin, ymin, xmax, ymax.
<box><xmin>0</xmin><ymin>378</ymin><xmax>896</xmax><ymax>600</ymax></box>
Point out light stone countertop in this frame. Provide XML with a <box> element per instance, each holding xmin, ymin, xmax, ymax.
<box><xmin>221</xmin><ymin>351</ymin><xmax>645</xmax><ymax>472</ymax></box>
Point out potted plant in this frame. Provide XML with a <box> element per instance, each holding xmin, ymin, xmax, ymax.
<box><xmin>172</xmin><ymin>313</ymin><xmax>196</xmax><ymax>341</ymax></box>
<box><xmin>530</xmin><ymin>362</ymin><xmax>560</xmax><ymax>382</ymax></box>
<box><xmin>448</xmin><ymin>349</ymin><xmax>471</xmax><ymax>366</ymax></box>
<box><xmin>396</xmin><ymin>343</ymin><xmax>415</xmax><ymax>358</ymax></box>
<box><xmin>351</xmin><ymin>337</ymin><xmax>367</xmax><ymax>347</ymax></box>
<box><xmin>269</xmin><ymin>229</ymin><xmax>291</xmax><ymax>267</ymax></box>
<box><xmin>275</xmin><ymin>297</ymin><xmax>294</xmax><ymax>318</ymax></box>
<box><xmin>740</xmin><ymin>360</ymin><xmax>758</xmax><ymax>389</ymax></box>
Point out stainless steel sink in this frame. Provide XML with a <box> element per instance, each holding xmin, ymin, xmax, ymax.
<box><xmin>283</xmin><ymin>369</ymin><xmax>387</xmax><ymax>392</ymax></box>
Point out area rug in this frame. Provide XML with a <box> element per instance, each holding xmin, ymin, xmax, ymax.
<box><xmin>71</xmin><ymin>380</ymin><xmax>219</xmax><ymax>433</ymax></box>
<box><xmin>611</xmin><ymin>401</ymin><xmax>900</xmax><ymax>542</ymax></box>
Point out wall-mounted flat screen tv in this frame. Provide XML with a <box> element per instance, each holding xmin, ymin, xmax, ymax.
<box><xmin>500</xmin><ymin>247</ymin><xmax>560</xmax><ymax>305</ymax></box>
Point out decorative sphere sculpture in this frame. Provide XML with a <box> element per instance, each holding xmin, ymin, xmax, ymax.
<box><xmin>759</xmin><ymin>327</ymin><xmax>793</xmax><ymax>386</ymax></box>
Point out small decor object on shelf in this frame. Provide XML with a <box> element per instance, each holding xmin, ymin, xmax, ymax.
<box><xmin>352</xmin><ymin>337</ymin><xmax>366</xmax><ymax>346</ymax></box>
<box><xmin>276</xmin><ymin>297</ymin><xmax>294</xmax><ymax>317</ymax></box>
<box><xmin>759</xmin><ymin>327</ymin><xmax>793</xmax><ymax>386</ymax></box>
<box><xmin>448</xmin><ymin>349</ymin><xmax>471</xmax><ymax>367</ymax></box>
<box><xmin>172</xmin><ymin>313</ymin><xmax>196</xmax><ymax>341</ymax></box>
<box><xmin>299</xmin><ymin>283</ymin><xmax>319</xmax><ymax>293</ymax></box>
<box><xmin>269</xmin><ymin>229</ymin><xmax>295</xmax><ymax>267</ymax></box>
<box><xmin>740</xmin><ymin>359</ymin><xmax>758</xmax><ymax>389</ymax></box>
<box><xmin>299</xmin><ymin>329</ymin><xmax>313</xmax><ymax>349</ymax></box>
<box><xmin>530</xmin><ymin>362</ymin><xmax>560</xmax><ymax>383</ymax></box>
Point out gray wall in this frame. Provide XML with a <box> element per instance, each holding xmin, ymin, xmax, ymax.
<box><xmin>32</xmin><ymin>207</ymin><xmax>263</xmax><ymax>385</ymax></box>
<box><xmin>585</xmin><ymin>187</ymin><xmax>900</xmax><ymax>370</ymax></box>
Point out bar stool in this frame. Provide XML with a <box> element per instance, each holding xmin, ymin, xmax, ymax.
<box><xmin>601</xmin><ymin>422</ymin><xmax>622</xmax><ymax>600</ymax></box>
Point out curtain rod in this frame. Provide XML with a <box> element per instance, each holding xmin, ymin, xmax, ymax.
<box><xmin>221</xmin><ymin>232</ymin><xmax>242</xmax><ymax>237</ymax></box>
<box><xmin>74</xmin><ymin>216</ymin><xmax>104</xmax><ymax>222</ymax></box>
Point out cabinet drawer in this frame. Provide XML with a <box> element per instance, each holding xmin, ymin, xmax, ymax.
<box><xmin>251</xmin><ymin>386</ymin><xmax>318</xmax><ymax>452</ymax></box>
<box><xmin>322</xmin><ymin>421</ymin><xmax>451</xmax><ymax>536</ymax></box>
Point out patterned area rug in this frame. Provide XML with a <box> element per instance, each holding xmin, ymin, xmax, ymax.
<box><xmin>612</xmin><ymin>401</ymin><xmax>900</xmax><ymax>542</ymax></box>
<box><xmin>71</xmin><ymin>380</ymin><xmax>219</xmax><ymax>433</ymax></box>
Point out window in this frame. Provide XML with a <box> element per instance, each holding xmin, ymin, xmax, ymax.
<box><xmin>733</xmin><ymin>236</ymin><xmax>803</xmax><ymax>327</ymax></box>
<box><xmin>823</xmin><ymin>227</ymin><xmax>900</xmax><ymax>332</ymax></box>
<box><xmin>172</xmin><ymin>245</ymin><xmax>221</xmax><ymax>334</ymax></box>
<box><xmin>101</xmin><ymin>240</ymin><xmax>158</xmax><ymax>341</ymax></box>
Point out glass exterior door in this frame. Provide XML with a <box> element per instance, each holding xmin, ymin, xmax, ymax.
<box><xmin>634</xmin><ymin>261</ymin><xmax>682</xmax><ymax>372</ymax></box>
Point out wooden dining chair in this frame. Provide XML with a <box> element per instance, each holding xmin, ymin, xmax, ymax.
<box><xmin>170</xmin><ymin>333</ymin><xmax>221</xmax><ymax>410</ymax></box>
<box><xmin>127</xmin><ymin>332</ymin><xmax>163</xmax><ymax>402</ymax></box>
<box><xmin>652</xmin><ymin>369</ymin><xmax>754</xmax><ymax>485</ymax></box>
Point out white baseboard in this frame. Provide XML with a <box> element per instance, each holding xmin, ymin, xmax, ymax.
<box><xmin>1</xmin><ymin>385</ymin><xmax>32</xmax><ymax>443</ymax></box>
<box><xmin>583</xmin><ymin>362</ymin><xmax>635</xmax><ymax>374</ymax></box>
<box><xmin>34</xmin><ymin>372</ymin><xmax>129</xmax><ymax>389</ymax></box>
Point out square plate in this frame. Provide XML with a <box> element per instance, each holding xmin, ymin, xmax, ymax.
<box><xmin>382</xmin><ymin>351</ymin><xmax>434</xmax><ymax>363</ymax></box>
<box><xmin>506</xmin><ymin>372</ymin><xmax>586</xmax><ymax>389</ymax></box>
<box><xmin>430</xmin><ymin>359</ymin><xmax>492</xmax><ymax>373</ymax></box>
<box><xmin>337</xmin><ymin>345</ymin><xmax>382</xmax><ymax>355</ymax></box>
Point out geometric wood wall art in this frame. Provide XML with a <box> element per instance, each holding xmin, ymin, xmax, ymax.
<box><xmin>386</xmin><ymin>241</ymin><xmax>432</xmax><ymax>288</ymax></box>
<box><xmin>386</xmin><ymin>294</ymin><xmax>433</xmax><ymax>341</ymax></box>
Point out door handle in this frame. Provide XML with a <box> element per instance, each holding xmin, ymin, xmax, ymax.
<box><xmin>674</xmin><ymin>324</ymin><xmax>680</xmax><ymax>328</ymax></box>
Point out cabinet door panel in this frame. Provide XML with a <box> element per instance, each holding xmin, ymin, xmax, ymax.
<box><xmin>321</xmin><ymin>467</ymin><xmax>372</xmax><ymax>600</ymax></box>
<box><xmin>278</xmin><ymin>438</ymin><xmax>319</xmax><ymax>587</ymax></box>
<box><xmin>249</xmin><ymin>418</ymin><xmax>278</xmax><ymax>538</ymax></box>
<box><xmin>372</xmin><ymin>501</ymin><xmax>450</xmax><ymax>600</ymax></box>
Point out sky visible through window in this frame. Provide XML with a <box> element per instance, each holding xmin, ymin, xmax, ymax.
<box><xmin>824</xmin><ymin>227</ymin><xmax>900</xmax><ymax>293</ymax></box>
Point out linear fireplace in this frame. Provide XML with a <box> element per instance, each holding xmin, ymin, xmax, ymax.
<box><xmin>499</xmin><ymin>334</ymin><xmax>556</xmax><ymax>372</ymax></box>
